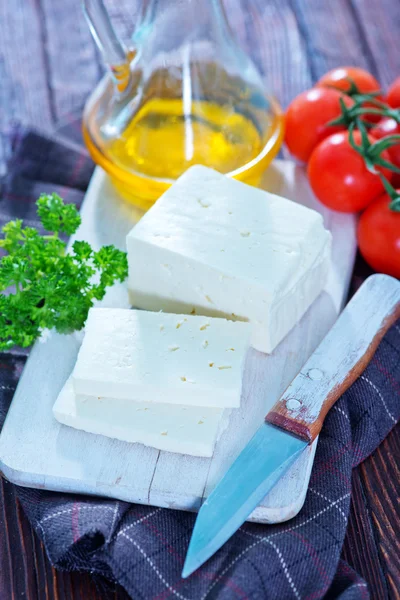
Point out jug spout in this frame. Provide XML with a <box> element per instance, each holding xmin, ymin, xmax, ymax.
<box><xmin>83</xmin><ymin>0</ymin><xmax>132</xmax><ymax>93</ymax></box>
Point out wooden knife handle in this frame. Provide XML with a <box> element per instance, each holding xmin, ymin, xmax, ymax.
<box><xmin>266</xmin><ymin>274</ymin><xmax>400</xmax><ymax>443</ymax></box>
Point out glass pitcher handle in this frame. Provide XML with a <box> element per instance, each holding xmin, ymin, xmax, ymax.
<box><xmin>83</xmin><ymin>0</ymin><xmax>132</xmax><ymax>93</ymax></box>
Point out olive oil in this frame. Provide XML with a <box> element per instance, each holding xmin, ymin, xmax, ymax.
<box><xmin>83</xmin><ymin>59</ymin><xmax>284</xmax><ymax>210</ymax></box>
<box><xmin>108</xmin><ymin>98</ymin><xmax>264</xmax><ymax>179</ymax></box>
<box><xmin>83</xmin><ymin>96</ymin><xmax>283</xmax><ymax>209</ymax></box>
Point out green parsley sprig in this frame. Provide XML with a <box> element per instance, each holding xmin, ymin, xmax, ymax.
<box><xmin>0</xmin><ymin>193</ymin><xmax>128</xmax><ymax>351</ymax></box>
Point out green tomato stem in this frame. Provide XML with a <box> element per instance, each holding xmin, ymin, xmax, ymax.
<box><xmin>378</xmin><ymin>173</ymin><xmax>400</xmax><ymax>212</ymax></box>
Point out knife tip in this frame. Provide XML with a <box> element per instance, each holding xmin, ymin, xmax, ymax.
<box><xmin>183</xmin><ymin>543</ymin><xmax>207</xmax><ymax>578</ymax></box>
<box><xmin>181</xmin><ymin>560</ymin><xmax>196</xmax><ymax>579</ymax></box>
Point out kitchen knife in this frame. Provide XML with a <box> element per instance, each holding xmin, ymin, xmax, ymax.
<box><xmin>182</xmin><ymin>274</ymin><xmax>400</xmax><ymax>578</ymax></box>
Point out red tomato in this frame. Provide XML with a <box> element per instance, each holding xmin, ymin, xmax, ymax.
<box><xmin>317</xmin><ymin>66</ymin><xmax>380</xmax><ymax>95</ymax></box>
<box><xmin>358</xmin><ymin>193</ymin><xmax>400</xmax><ymax>277</ymax></box>
<box><xmin>317</xmin><ymin>66</ymin><xmax>383</xmax><ymax>123</ymax></box>
<box><xmin>284</xmin><ymin>88</ymin><xmax>354</xmax><ymax>162</ymax></box>
<box><xmin>307</xmin><ymin>131</ymin><xmax>392</xmax><ymax>212</ymax></box>
<box><xmin>386</xmin><ymin>76</ymin><xmax>400</xmax><ymax>108</ymax></box>
<box><xmin>371</xmin><ymin>117</ymin><xmax>400</xmax><ymax>187</ymax></box>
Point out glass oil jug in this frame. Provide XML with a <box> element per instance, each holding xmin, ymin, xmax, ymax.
<box><xmin>82</xmin><ymin>0</ymin><xmax>284</xmax><ymax>209</ymax></box>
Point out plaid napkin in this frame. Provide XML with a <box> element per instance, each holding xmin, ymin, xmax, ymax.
<box><xmin>0</xmin><ymin>123</ymin><xmax>399</xmax><ymax>600</ymax></box>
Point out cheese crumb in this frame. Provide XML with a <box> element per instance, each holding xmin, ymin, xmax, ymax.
<box><xmin>218</xmin><ymin>365</ymin><xmax>232</xmax><ymax>370</ymax></box>
<box><xmin>168</xmin><ymin>345</ymin><xmax>179</xmax><ymax>352</ymax></box>
<box><xmin>204</xmin><ymin>295</ymin><xmax>214</xmax><ymax>304</ymax></box>
<box><xmin>240</xmin><ymin>231</ymin><xmax>251</xmax><ymax>237</ymax></box>
<box><xmin>202</xmin><ymin>340</ymin><xmax>209</xmax><ymax>349</ymax></box>
<box><xmin>200</xmin><ymin>323</ymin><xmax>210</xmax><ymax>331</ymax></box>
<box><xmin>198</xmin><ymin>420</ymin><xmax>204</xmax><ymax>425</ymax></box>
<box><xmin>209</xmin><ymin>362</ymin><xmax>214</xmax><ymax>367</ymax></box>
<box><xmin>180</xmin><ymin>376</ymin><xmax>187</xmax><ymax>382</ymax></box>
<box><xmin>161</xmin><ymin>430</ymin><xmax>168</xmax><ymax>436</ymax></box>
<box><xmin>198</xmin><ymin>198</ymin><xmax>211</xmax><ymax>208</ymax></box>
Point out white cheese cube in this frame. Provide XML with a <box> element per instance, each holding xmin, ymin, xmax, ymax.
<box><xmin>126</xmin><ymin>166</ymin><xmax>331</xmax><ymax>353</ymax></box>
<box><xmin>72</xmin><ymin>308</ymin><xmax>251</xmax><ymax>408</ymax></box>
<box><xmin>53</xmin><ymin>379</ymin><xmax>226</xmax><ymax>457</ymax></box>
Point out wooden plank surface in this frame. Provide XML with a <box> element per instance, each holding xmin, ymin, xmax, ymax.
<box><xmin>0</xmin><ymin>0</ymin><xmax>399</xmax><ymax>598</ymax></box>
<box><xmin>342</xmin><ymin>425</ymin><xmax>400</xmax><ymax>599</ymax></box>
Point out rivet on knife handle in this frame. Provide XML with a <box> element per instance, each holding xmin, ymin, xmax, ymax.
<box><xmin>266</xmin><ymin>274</ymin><xmax>400</xmax><ymax>443</ymax></box>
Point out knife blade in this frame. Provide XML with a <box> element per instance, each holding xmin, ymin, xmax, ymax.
<box><xmin>182</xmin><ymin>274</ymin><xmax>400</xmax><ymax>578</ymax></box>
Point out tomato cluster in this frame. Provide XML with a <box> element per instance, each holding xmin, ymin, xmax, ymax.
<box><xmin>284</xmin><ymin>67</ymin><xmax>400</xmax><ymax>279</ymax></box>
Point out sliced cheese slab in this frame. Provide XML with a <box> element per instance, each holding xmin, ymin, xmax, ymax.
<box><xmin>126</xmin><ymin>165</ymin><xmax>332</xmax><ymax>353</ymax></box>
<box><xmin>54</xmin><ymin>379</ymin><xmax>226</xmax><ymax>457</ymax></box>
<box><xmin>72</xmin><ymin>308</ymin><xmax>251</xmax><ymax>408</ymax></box>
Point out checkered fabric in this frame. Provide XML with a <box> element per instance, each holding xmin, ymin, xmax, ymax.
<box><xmin>0</xmin><ymin>124</ymin><xmax>399</xmax><ymax>599</ymax></box>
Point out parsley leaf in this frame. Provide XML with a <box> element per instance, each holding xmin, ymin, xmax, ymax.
<box><xmin>0</xmin><ymin>194</ymin><xmax>128</xmax><ymax>350</ymax></box>
<box><xmin>36</xmin><ymin>193</ymin><xmax>81</xmax><ymax>234</ymax></box>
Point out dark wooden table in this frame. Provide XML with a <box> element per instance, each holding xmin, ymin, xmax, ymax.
<box><xmin>0</xmin><ymin>1</ymin><xmax>399</xmax><ymax>598</ymax></box>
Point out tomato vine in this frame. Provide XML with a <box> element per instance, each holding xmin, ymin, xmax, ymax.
<box><xmin>326</xmin><ymin>79</ymin><xmax>400</xmax><ymax>212</ymax></box>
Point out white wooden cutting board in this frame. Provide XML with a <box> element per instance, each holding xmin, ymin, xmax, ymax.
<box><xmin>0</xmin><ymin>162</ymin><xmax>357</xmax><ymax>523</ymax></box>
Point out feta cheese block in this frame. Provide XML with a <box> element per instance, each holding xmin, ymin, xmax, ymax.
<box><xmin>126</xmin><ymin>165</ymin><xmax>332</xmax><ymax>353</ymax></box>
<box><xmin>53</xmin><ymin>379</ymin><xmax>226</xmax><ymax>457</ymax></box>
<box><xmin>72</xmin><ymin>308</ymin><xmax>251</xmax><ymax>408</ymax></box>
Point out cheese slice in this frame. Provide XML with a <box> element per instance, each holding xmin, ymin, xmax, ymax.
<box><xmin>53</xmin><ymin>378</ymin><xmax>226</xmax><ymax>457</ymax></box>
<box><xmin>126</xmin><ymin>165</ymin><xmax>332</xmax><ymax>353</ymax></box>
<box><xmin>72</xmin><ymin>308</ymin><xmax>251</xmax><ymax>408</ymax></box>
